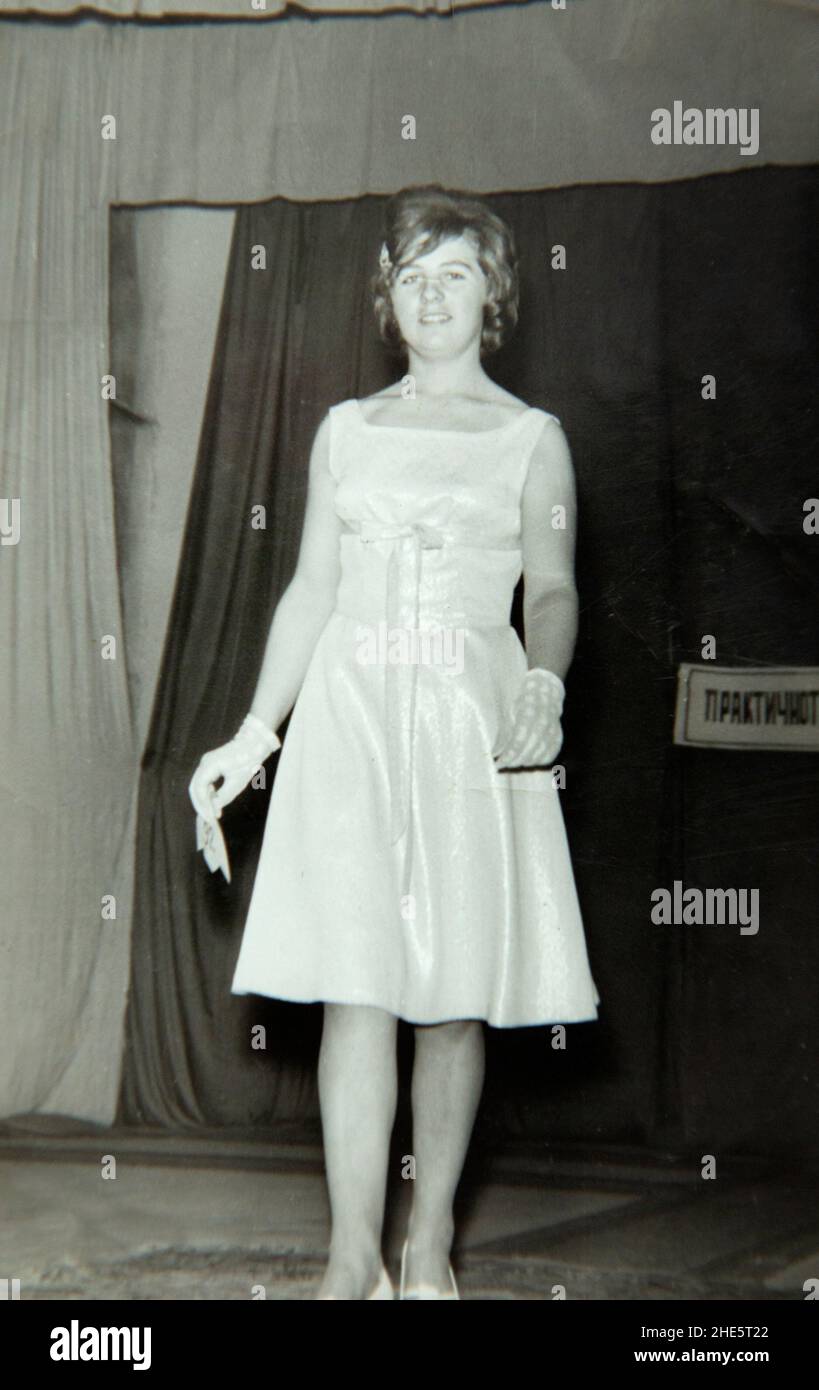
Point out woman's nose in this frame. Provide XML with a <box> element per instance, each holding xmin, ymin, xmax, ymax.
<box><xmin>420</xmin><ymin>276</ymin><xmax>444</xmax><ymax>302</ymax></box>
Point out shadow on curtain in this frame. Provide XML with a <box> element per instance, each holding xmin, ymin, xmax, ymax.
<box><xmin>120</xmin><ymin>170</ymin><xmax>819</xmax><ymax>1157</ymax></box>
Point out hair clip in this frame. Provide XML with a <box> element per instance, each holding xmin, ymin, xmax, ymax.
<box><xmin>379</xmin><ymin>242</ymin><xmax>393</xmax><ymax>272</ymax></box>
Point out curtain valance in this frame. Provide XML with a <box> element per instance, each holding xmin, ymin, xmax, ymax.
<box><xmin>0</xmin><ymin>3</ymin><xmax>815</xmax><ymax>209</ymax></box>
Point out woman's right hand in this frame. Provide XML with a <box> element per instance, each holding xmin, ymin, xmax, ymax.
<box><xmin>188</xmin><ymin>713</ymin><xmax>281</xmax><ymax>820</ymax></box>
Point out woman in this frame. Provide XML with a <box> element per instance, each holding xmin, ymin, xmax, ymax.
<box><xmin>189</xmin><ymin>185</ymin><xmax>600</xmax><ymax>1300</ymax></box>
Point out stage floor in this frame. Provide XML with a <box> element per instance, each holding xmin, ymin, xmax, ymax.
<box><xmin>1</xmin><ymin>1124</ymin><xmax>816</xmax><ymax>1300</ymax></box>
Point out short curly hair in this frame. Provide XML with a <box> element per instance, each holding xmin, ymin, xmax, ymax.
<box><xmin>372</xmin><ymin>185</ymin><xmax>519</xmax><ymax>357</ymax></box>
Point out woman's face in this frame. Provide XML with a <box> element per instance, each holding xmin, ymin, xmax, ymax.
<box><xmin>389</xmin><ymin>233</ymin><xmax>488</xmax><ymax>361</ymax></box>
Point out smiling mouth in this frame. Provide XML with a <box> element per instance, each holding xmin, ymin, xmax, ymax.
<box><xmin>419</xmin><ymin>313</ymin><xmax>451</xmax><ymax>324</ymax></box>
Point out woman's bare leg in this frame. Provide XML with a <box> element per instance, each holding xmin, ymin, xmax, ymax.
<box><xmin>316</xmin><ymin>1002</ymin><xmax>399</xmax><ymax>1298</ymax></box>
<box><xmin>404</xmin><ymin>1018</ymin><xmax>485</xmax><ymax>1289</ymax></box>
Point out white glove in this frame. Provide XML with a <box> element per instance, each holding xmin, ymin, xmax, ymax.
<box><xmin>188</xmin><ymin>713</ymin><xmax>281</xmax><ymax>821</ymax></box>
<box><xmin>189</xmin><ymin>713</ymin><xmax>281</xmax><ymax>883</ymax></box>
<box><xmin>493</xmin><ymin>667</ymin><xmax>565</xmax><ymax>769</ymax></box>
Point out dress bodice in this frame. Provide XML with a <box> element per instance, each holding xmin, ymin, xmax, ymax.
<box><xmin>328</xmin><ymin>397</ymin><xmax>557</xmax><ymax>631</ymax></box>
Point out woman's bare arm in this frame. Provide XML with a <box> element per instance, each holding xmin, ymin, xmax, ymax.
<box><xmin>519</xmin><ymin>418</ymin><xmax>579</xmax><ymax>682</ymax></box>
<box><xmin>249</xmin><ymin>415</ymin><xmax>343</xmax><ymax>732</ymax></box>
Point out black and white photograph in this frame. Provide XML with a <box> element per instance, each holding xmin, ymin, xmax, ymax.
<box><xmin>1</xmin><ymin>0</ymin><xmax>818</xmax><ymax>1345</ymax></box>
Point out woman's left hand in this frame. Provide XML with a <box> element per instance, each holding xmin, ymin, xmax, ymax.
<box><xmin>493</xmin><ymin>667</ymin><xmax>565</xmax><ymax>770</ymax></box>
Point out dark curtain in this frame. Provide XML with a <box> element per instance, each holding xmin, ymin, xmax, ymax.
<box><xmin>120</xmin><ymin>168</ymin><xmax>819</xmax><ymax>1160</ymax></box>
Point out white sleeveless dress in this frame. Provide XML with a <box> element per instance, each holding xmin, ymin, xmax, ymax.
<box><xmin>231</xmin><ymin>398</ymin><xmax>600</xmax><ymax>1027</ymax></box>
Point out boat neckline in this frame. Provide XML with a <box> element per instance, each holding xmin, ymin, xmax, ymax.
<box><xmin>352</xmin><ymin>397</ymin><xmax>536</xmax><ymax>437</ymax></box>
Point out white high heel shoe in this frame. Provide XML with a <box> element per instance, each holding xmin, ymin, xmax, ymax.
<box><xmin>399</xmin><ymin>1240</ymin><xmax>460</xmax><ymax>1300</ymax></box>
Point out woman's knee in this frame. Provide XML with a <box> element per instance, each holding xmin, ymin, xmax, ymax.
<box><xmin>414</xmin><ymin>1017</ymin><xmax>483</xmax><ymax>1047</ymax></box>
<box><xmin>323</xmin><ymin>1001</ymin><xmax>397</xmax><ymax>1039</ymax></box>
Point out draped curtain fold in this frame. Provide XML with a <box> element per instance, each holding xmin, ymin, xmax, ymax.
<box><xmin>121</xmin><ymin>170</ymin><xmax>819</xmax><ymax>1152</ymax></box>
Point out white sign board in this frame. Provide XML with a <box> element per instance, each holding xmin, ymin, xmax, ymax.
<box><xmin>674</xmin><ymin>664</ymin><xmax>819</xmax><ymax>751</ymax></box>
